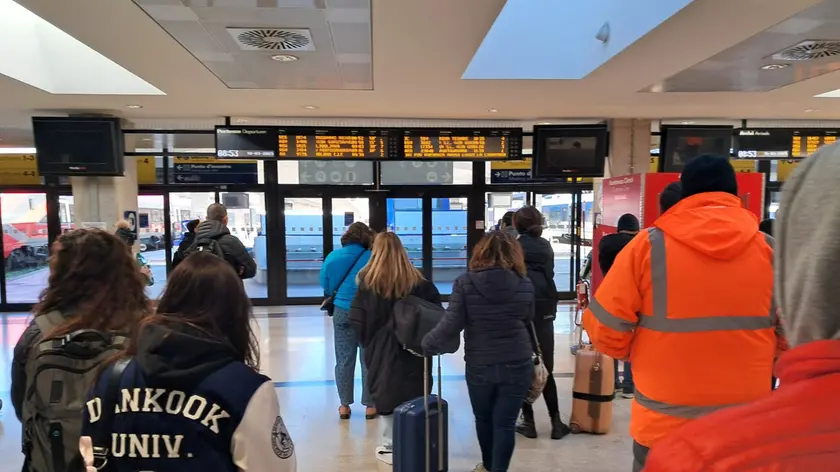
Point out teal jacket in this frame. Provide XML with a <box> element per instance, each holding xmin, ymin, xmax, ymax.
<box><xmin>320</xmin><ymin>243</ymin><xmax>370</xmax><ymax>310</ymax></box>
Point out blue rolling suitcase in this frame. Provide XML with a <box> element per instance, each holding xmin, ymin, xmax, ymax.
<box><xmin>393</xmin><ymin>356</ymin><xmax>448</xmax><ymax>472</ymax></box>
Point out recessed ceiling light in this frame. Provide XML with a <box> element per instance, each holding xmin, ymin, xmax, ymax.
<box><xmin>302</xmin><ymin>105</ymin><xmax>319</xmax><ymax>110</ymax></box>
<box><xmin>805</xmin><ymin>108</ymin><xmax>819</xmax><ymax>113</ymax></box>
<box><xmin>270</xmin><ymin>54</ymin><xmax>298</xmax><ymax>62</ymax></box>
<box><xmin>537</xmin><ymin>122</ymin><xmax>552</xmax><ymax>125</ymax></box>
<box><xmin>680</xmin><ymin>121</ymin><xmax>696</xmax><ymax>125</ymax></box>
<box><xmin>126</xmin><ymin>104</ymin><xmax>143</xmax><ymax>109</ymax></box>
<box><xmin>761</xmin><ymin>63</ymin><xmax>789</xmax><ymax>70</ymax></box>
<box><xmin>488</xmin><ymin>108</ymin><xmax>499</xmax><ymax>113</ymax></box>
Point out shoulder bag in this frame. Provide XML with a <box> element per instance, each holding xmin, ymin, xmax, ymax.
<box><xmin>320</xmin><ymin>249</ymin><xmax>366</xmax><ymax>316</ymax></box>
<box><xmin>525</xmin><ymin>322</ymin><xmax>549</xmax><ymax>404</ymax></box>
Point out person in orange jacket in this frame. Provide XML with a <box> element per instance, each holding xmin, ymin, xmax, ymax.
<box><xmin>582</xmin><ymin>155</ymin><xmax>780</xmax><ymax>472</ymax></box>
<box><xmin>643</xmin><ymin>143</ymin><xmax>840</xmax><ymax>472</ymax></box>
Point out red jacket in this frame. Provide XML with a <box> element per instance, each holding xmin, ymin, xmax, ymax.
<box><xmin>644</xmin><ymin>340</ymin><xmax>840</xmax><ymax>472</ymax></box>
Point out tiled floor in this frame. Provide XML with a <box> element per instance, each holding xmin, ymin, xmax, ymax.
<box><xmin>0</xmin><ymin>304</ymin><xmax>633</xmax><ymax>472</ymax></box>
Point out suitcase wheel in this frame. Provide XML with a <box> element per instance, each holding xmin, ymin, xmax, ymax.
<box><xmin>569</xmin><ymin>423</ymin><xmax>582</xmax><ymax>434</ymax></box>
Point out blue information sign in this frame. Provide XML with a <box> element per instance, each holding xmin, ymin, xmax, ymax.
<box><xmin>174</xmin><ymin>162</ymin><xmax>258</xmax><ymax>184</ymax></box>
<box><xmin>491</xmin><ymin>169</ymin><xmax>532</xmax><ymax>184</ymax></box>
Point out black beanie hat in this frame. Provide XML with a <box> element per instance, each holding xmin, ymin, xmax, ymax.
<box><xmin>616</xmin><ymin>213</ymin><xmax>640</xmax><ymax>232</ymax></box>
<box><xmin>680</xmin><ymin>154</ymin><xmax>738</xmax><ymax>198</ymax></box>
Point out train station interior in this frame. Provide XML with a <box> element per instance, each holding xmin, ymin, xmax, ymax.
<box><xmin>0</xmin><ymin>0</ymin><xmax>838</xmax><ymax>470</ymax></box>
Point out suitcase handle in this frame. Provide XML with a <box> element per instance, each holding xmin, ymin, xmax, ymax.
<box><xmin>423</xmin><ymin>355</ymin><xmax>444</xmax><ymax>472</ymax></box>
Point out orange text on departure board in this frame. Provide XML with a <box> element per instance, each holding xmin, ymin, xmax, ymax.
<box><xmin>404</xmin><ymin>136</ymin><xmax>507</xmax><ymax>158</ymax></box>
<box><xmin>278</xmin><ymin>135</ymin><xmax>384</xmax><ymax>158</ymax></box>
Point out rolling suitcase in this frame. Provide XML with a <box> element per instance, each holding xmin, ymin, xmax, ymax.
<box><xmin>393</xmin><ymin>356</ymin><xmax>448</xmax><ymax>472</ymax></box>
<box><xmin>569</xmin><ymin>345</ymin><xmax>615</xmax><ymax>434</ymax></box>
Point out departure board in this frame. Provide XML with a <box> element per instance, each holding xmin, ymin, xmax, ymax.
<box><xmin>276</xmin><ymin>128</ymin><xmax>395</xmax><ymax>159</ymax></box>
<box><xmin>402</xmin><ymin>129</ymin><xmax>522</xmax><ymax>160</ymax></box>
<box><xmin>791</xmin><ymin>131</ymin><xmax>838</xmax><ymax>158</ymax></box>
<box><xmin>735</xmin><ymin>129</ymin><xmax>792</xmax><ymax>159</ymax></box>
<box><xmin>215</xmin><ymin>126</ymin><xmax>277</xmax><ymax>158</ymax></box>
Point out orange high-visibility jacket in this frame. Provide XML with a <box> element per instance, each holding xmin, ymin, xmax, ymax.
<box><xmin>583</xmin><ymin>192</ymin><xmax>781</xmax><ymax>448</ymax></box>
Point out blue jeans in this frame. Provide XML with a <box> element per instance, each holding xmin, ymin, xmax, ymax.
<box><xmin>615</xmin><ymin>359</ymin><xmax>634</xmax><ymax>390</ymax></box>
<box><xmin>466</xmin><ymin>359</ymin><xmax>533</xmax><ymax>472</ymax></box>
<box><xmin>333</xmin><ymin>307</ymin><xmax>372</xmax><ymax>406</ymax></box>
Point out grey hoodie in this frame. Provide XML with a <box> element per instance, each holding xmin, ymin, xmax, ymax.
<box><xmin>776</xmin><ymin>142</ymin><xmax>840</xmax><ymax>347</ymax></box>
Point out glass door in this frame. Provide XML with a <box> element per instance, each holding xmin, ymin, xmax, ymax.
<box><xmin>533</xmin><ymin>191</ymin><xmax>586</xmax><ymax>298</ymax></box>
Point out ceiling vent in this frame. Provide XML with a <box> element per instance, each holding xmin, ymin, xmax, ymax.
<box><xmin>771</xmin><ymin>40</ymin><xmax>840</xmax><ymax>61</ymax></box>
<box><xmin>227</xmin><ymin>28</ymin><xmax>315</xmax><ymax>52</ymax></box>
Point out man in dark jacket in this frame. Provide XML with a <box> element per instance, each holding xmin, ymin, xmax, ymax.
<box><xmin>598</xmin><ymin>213</ymin><xmax>640</xmax><ymax>398</ymax></box>
<box><xmin>660</xmin><ymin>181</ymin><xmax>683</xmax><ymax>215</ymax></box>
<box><xmin>191</xmin><ymin>204</ymin><xmax>256</xmax><ymax>279</ymax></box>
<box><xmin>172</xmin><ymin>219</ymin><xmax>200</xmax><ymax>270</ymax></box>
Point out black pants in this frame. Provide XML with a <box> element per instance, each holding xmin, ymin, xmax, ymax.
<box><xmin>521</xmin><ymin>317</ymin><xmax>559</xmax><ymax>417</ymax></box>
<box><xmin>632</xmin><ymin>441</ymin><xmax>650</xmax><ymax>472</ymax></box>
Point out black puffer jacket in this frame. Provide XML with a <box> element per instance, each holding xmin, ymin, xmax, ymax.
<box><xmin>517</xmin><ymin>233</ymin><xmax>559</xmax><ymax>319</ymax></box>
<box><xmin>422</xmin><ymin>268</ymin><xmax>534</xmax><ymax>366</ymax></box>
<box><xmin>192</xmin><ymin>220</ymin><xmax>257</xmax><ymax>279</ymax></box>
<box><xmin>598</xmin><ymin>232</ymin><xmax>636</xmax><ymax>276</ymax></box>
<box><xmin>349</xmin><ymin>280</ymin><xmax>441</xmax><ymax>413</ymax></box>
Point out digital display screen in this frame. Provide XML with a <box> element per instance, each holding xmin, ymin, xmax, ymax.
<box><xmin>792</xmin><ymin>131</ymin><xmax>839</xmax><ymax>158</ymax></box>
<box><xmin>532</xmin><ymin>125</ymin><xmax>608</xmax><ymax>178</ymax></box>
<box><xmin>215</xmin><ymin>126</ymin><xmax>277</xmax><ymax>158</ymax></box>
<box><xmin>402</xmin><ymin>129</ymin><xmax>522</xmax><ymax>160</ymax></box>
<box><xmin>661</xmin><ymin>126</ymin><xmax>732</xmax><ymax>172</ymax></box>
<box><xmin>278</xmin><ymin>134</ymin><xmax>388</xmax><ymax>159</ymax></box>
<box><xmin>735</xmin><ymin>129</ymin><xmax>792</xmax><ymax>159</ymax></box>
<box><xmin>33</xmin><ymin>117</ymin><xmax>124</xmax><ymax>176</ymax></box>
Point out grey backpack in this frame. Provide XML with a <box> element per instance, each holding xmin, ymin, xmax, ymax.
<box><xmin>22</xmin><ymin>312</ymin><xmax>126</xmax><ymax>472</ymax></box>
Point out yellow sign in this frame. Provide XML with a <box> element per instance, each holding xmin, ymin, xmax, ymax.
<box><xmin>490</xmin><ymin>159</ymin><xmax>531</xmax><ymax>171</ymax></box>
<box><xmin>648</xmin><ymin>156</ymin><xmax>658</xmax><ymax>173</ymax></box>
<box><xmin>136</xmin><ymin>156</ymin><xmax>157</xmax><ymax>185</ymax></box>
<box><xmin>730</xmin><ymin>160</ymin><xmax>756</xmax><ymax>173</ymax></box>
<box><xmin>0</xmin><ymin>154</ymin><xmax>40</xmax><ymax>185</ymax></box>
<box><xmin>777</xmin><ymin>160</ymin><xmax>799</xmax><ymax>182</ymax></box>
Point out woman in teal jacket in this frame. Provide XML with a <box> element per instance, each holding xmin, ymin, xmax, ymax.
<box><xmin>320</xmin><ymin>222</ymin><xmax>375</xmax><ymax>419</ymax></box>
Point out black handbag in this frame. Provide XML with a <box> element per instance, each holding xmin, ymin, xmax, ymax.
<box><xmin>321</xmin><ymin>249</ymin><xmax>366</xmax><ymax>316</ymax></box>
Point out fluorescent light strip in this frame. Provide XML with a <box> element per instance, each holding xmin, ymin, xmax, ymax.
<box><xmin>0</xmin><ymin>0</ymin><xmax>164</xmax><ymax>95</ymax></box>
<box><xmin>0</xmin><ymin>147</ymin><xmax>36</xmax><ymax>154</ymax></box>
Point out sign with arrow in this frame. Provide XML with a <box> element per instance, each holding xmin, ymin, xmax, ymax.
<box><xmin>173</xmin><ymin>157</ymin><xmax>258</xmax><ymax>184</ymax></box>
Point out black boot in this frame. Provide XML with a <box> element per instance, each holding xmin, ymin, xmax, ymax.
<box><xmin>550</xmin><ymin>413</ymin><xmax>571</xmax><ymax>440</ymax></box>
<box><xmin>516</xmin><ymin>410</ymin><xmax>538</xmax><ymax>439</ymax></box>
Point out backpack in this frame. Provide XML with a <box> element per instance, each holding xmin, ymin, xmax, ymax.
<box><xmin>187</xmin><ymin>234</ymin><xmax>226</xmax><ymax>260</ymax></box>
<box><xmin>393</xmin><ymin>295</ymin><xmax>447</xmax><ymax>357</ymax></box>
<box><xmin>22</xmin><ymin>312</ymin><xmax>126</xmax><ymax>472</ymax></box>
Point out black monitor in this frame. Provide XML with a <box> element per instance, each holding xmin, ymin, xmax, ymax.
<box><xmin>32</xmin><ymin>117</ymin><xmax>124</xmax><ymax>176</ymax></box>
<box><xmin>532</xmin><ymin>125</ymin><xmax>608</xmax><ymax>178</ymax></box>
<box><xmin>660</xmin><ymin>126</ymin><xmax>732</xmax><ymax>172</ymax></box>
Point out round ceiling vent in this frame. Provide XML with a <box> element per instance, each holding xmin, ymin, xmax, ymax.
<box><xmin>236</xmin><ymin>29</ymin><xmax>311</xmax><ymax>51</ymax></box>
<box><xmin>772</xmin><ymin>40</ymin><xmax>840</xmax><ymax>61</ymax></box>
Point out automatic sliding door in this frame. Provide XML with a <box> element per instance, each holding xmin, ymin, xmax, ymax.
<box><xmin>431</xmin><ymin>197</ymin><xmax>467</xmax><ymax>295</ymax></box>
<box><xmin>2</xmin><ymin>192</ymin><xmax>50</xmax><ymax>304</ymax></box>
<box><xmin>221</xmin><ymin>192</ymin><xmax>267</xmax><ymax>299</ymax></box>
<box><xmin>386</xmin><ymin>198</ymin><xmax>424</xmax><ymax>269</ymax></box>
<box><xmin>534</xmin><ymin>192</ymin><xmax>578</xmax><ymax>294</ymax></box>
<box><xmin>285</xmin><ymin>197</ymin><xmax>324</xmax><ymax>298</ymax></box>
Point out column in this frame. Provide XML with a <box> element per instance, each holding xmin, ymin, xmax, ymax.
<box><xmin>593</xmin><ymin>119</ymin><xmax>652</xmax><ymax>218</ymax></box>
<box><xmin>70</xmin><ymin>124</ymin><xmax>138</xmax><ymax>242</ymax></box>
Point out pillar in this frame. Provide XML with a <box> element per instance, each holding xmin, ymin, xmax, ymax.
<box><xmin>70</xmin><ymin>122</ymin><xmax>138</xmax><ymax>243</ymax></box>
<box><xmin>593</xmin><ymin>119</ymin><xmax>652</xmax><ymax>220</ymax></box>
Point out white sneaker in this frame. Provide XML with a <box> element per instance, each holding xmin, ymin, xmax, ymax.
<box><xmin>472</xmin><ymin>463</ymin><xmax>488</xmax><ymax>472</ymax></box>
<box><xmin>375</xmin><ymin>445</ymin><xmax>393</xmax><ymax>465</ymax></box>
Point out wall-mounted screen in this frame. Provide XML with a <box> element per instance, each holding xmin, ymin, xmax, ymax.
<box><xmin>215</xmin><ymin>126</ymin><xmax>277</xmax><ymax>158</ymax></box>
<box><xmin>660</xmin><ymin>126</ymin><xmax>732</xmax><ymax>172</ymax></box>
<box><xmin>402</xmin><ymin>128</ymin><xmax>522</xmax><ymax>160</ymax></box>
<box><xmin>532</xmin><ymin>125</ymin><xmax>608</xmax><ymax>178</ymax></box>
<box><xmin>32</xmin><ymin>117</ymin><xmax>124</xmax><ymax>176</ymax></box>
<box><xmin>735</xmin><ymin>129</ymin><xmax>793</xmax><ymax>159</ymax></box>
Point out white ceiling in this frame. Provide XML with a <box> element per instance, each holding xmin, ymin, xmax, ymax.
<box><xmin>4</xmin><ymin>0</ymin><xmax>840</xmax><ymax>145</ymax></box>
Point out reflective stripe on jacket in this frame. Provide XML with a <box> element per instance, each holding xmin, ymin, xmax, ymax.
<box><xmin>582</xmin><ymin>192</ymin><xmax>778</xmax><ymax>447</ymax></box>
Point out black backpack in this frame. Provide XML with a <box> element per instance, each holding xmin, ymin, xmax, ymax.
<box><xmin>22</xmin><ymin>312</ymin><xmax>126</xmax><ymax>472</ymax></box>
<box><xmin>186</xmin><ymin>234</ymin><xmax>226</xmax><ymax>260</ymax></box>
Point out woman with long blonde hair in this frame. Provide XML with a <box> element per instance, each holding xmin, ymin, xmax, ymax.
<box><xmin>349</xmin><ymin>232</ymin><xmax>441</xmax><ymax>465</ymax></box>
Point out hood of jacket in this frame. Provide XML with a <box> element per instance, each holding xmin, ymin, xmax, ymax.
<box><xmin>776</xmin><ymin>142</ymin><xmax>840</xmax><ymax>347</ymax></box>
<box><xmin>654</xmin><ymin>192</ymin><xmax>759</xmax><ymax>261</ymax></box>
<box><xmin>600</xmin><ymin>232</ymin><xmax>636</xmax><ymax>254</ymax></box>
<box><xmin>134</xmin><ymin>323</ymin><xmax>239</xmax><ymax>387</ymax></box>
<box><xmin>195</xmin><ymin>220</ymin><xmax>230</xmax><ymax>240</ymax></box>
<box><xmin>517</xmin><ymin>233</ymin><xmax>554</xmax><ymax>266</ymax></box>
<box><xmin>467</xmin><ymin>268</ymin><xmax>526</xmax><ymax>304</ymax></box>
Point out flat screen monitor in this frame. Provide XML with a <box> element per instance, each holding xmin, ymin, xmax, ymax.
<box><xmin>402</xmin><ymin>128</ymin><xmax>523</xmax><ymax>160</ymax></box>
<box><xmin>532</xmin><ymin>125</ymin><xmax>608</xmax><ymax>178</ymax></box>
<box><xmin>660</xmin><ymin>126</ymin><xmax>732</xmax><ymax>172</ymax></box>
<box><xmin>32</xmin><ymin>117</ymin><xmax>124</xmax><ymax>176</ymax></box>
<box><xmin>215</xmin><ymin>126</ymin><xmax>277</xmax><ymax>159</ymax></box>
<box><xmin>735</xmin><ymin>129</ymin><xmax>793</xmax><ymax>159</ymax></box>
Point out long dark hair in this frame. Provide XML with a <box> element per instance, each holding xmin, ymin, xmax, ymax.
<box><xmin>34</xmin><ymin>229</ymin><xmax>149</xmax><ymax>337</ymax></box>
<box><xmin>137</xmin><ymin>252</ymin><xmax>259</xmax><ymax>369</ymax></box>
